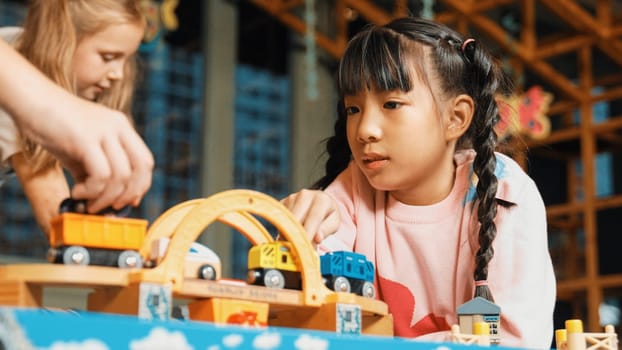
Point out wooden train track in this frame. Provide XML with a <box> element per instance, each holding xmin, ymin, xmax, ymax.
<box><xmin>0</xmin><ymin>189</ymin><xmax>391</xmax><ymax>335</ymax></box>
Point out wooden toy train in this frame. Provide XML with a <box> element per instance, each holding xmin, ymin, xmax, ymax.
<box><xmin>247</xmin><ymin>241</ymin><xmax>376</xmax><ymax>298</ymax></box>
<box><xmin>47</xmin><ymin>198</ymin><xmax>376</xmax><ymax>298</ymax></box>
<box><xmin>47</xmin><ymin>199</ymin><xmax>147</xmax><ymax>268</ymax></box>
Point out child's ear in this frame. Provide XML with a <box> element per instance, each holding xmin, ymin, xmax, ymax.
<box><xmin>446</xmin><ymin>94</ymin><xmax>474</xmax><ymax>141</ymax></box>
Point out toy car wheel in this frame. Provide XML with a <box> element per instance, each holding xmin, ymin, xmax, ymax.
<box><xmin>263</xmin><ymin>269</ymin><xmax>285</xmax><ymax>289</ymax></box>
<box><xmin>62</xmin><ymin>246</ymin><xmax>90</xmax><ymax>265</ymax></box>
<box><xmin>198</xmin><ymin>264</ymin><xmax>217</xmax><ymax>280</ymax></box>
<box><xmin>332</xmin><ymin>276</ymin><xmax>351</xmax><ymax>293</ymax></box>
<box><xmin>118</xmin><ymin>250</ymin><xmax>143</xmax><ymax>268</ymax></box>
<box><xmin>361</xmin><ymin>281</ymin><xmax>376</xmax><ymax>298</ymax></box>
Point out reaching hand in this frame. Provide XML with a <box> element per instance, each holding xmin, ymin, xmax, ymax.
<box><xmin>281</xmin><ymin>189</ymin><xmax>340</xmax><ymax>244</ymax></box>
<box><xmin>0</xmin><ymin>39</ymin><xmax>154</xmax><ymax>213</ymax></box>
<box><xmin>36</xmin><ymin>100</ymin><xmax>154</xmax><ymax>213</ymax></box>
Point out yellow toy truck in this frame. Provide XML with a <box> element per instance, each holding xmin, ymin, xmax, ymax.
<box><xmin>247</xmin><ymin>241</ymin><xmax>301</xmax><ymax>289</ymax></box>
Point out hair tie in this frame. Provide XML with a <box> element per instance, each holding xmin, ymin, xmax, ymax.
<box><xmin>474</xmin><ymin>280</ymin><xmax>488</xmax><ymax>287</ymax></box>
<box><xmin>461</xmin><ymin>38</ymin><xmax>476</xmax><ymax>52</ymax></box>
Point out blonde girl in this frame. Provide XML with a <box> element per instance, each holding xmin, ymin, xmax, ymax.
<box><xmin>0</xmin><ymin>0</ymin><xmax>145</xmax><ymax>234</ymax></box>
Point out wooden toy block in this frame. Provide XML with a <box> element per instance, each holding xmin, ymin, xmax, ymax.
<box><xmin>88</xmin><ymin>282</ymin><xmax>172</xmax><ymax>321</ymax></box>
<box><xmin>566</xmin><ymin>319</ymin><xmax>586</xmax><ymax>350</ymax></box>
<box><xmin>556</xmin><ymin>328</ymin><xmax>568</xmax><ymax>350</ymax></box>
<box><xmin>269</xmin><ymin>302</ymin><xmax>363</xmax><ymax>334</ymax></box>
<box><xmin>451</xmin><ymin>323</ymin><xmax>491</xmax><ymax>346</ymax></box>
<box><xmin>584</xmin><ymin>325</ymin><xmax>619</xmax><ymax>350</ymax></box>
<box><xmin>555</xmin><ymin>319</ymin><xmax>619</xmax><ymax>350</ymax></box>
<box><xmin>188</xmin><ymin>297</ymin><xmax>269</xmax><ymax>327</ymax></box>
<box><xmin>457</xmin><ymin>297</ymin><xmax>501</xmax><ymax>345</ymax></box>
<box><xmin>361</xmin><ymin>312</ymin><xmax>395</xmax><ymax>336</ymax></box>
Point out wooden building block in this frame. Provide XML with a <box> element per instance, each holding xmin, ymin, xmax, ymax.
<box><xmin>188</xmin><ymin>297</ymin><xmax>269</xmax><ymax>327</ymax></box>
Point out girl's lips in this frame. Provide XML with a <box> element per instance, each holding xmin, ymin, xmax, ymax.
<box><xmin>91</xmin><ymin>87</ymin><xmax>103</xmax><ymax>97</ymax></box>
<box><xmin>363</xmin><ymin>157</ymin><xmax>389</xmax><ymax>170</ymax></box>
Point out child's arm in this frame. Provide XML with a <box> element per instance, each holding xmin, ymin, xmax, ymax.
<box><xmin>11</xmin><ymin>152</ymin><xmax>70</xmax><ymax>235</ymax></box>
<box><xmin>488</xmin><ymin>178</ymin><xmax>556</xmax><ymax>349</ymax></box>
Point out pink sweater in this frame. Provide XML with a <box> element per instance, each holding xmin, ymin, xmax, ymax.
<box><xmin>319</xmin><ymin>149</ymin><xmax>556</xmax><ymax>349</ymax></box>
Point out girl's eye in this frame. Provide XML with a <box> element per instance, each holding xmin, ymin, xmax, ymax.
<box><xmin>384</xmin><ymin>101</ymin><xmax>401</xmax><ymax>109</ymax></box>
<box><xmin>101</xmin><ymin>54</ymin><xmax>116</xmax><ymax>62</ymax></box>
<box><xmin>345</xmin><ymin>106</ymin><xmax>359</xmax><ymax>115</ymax></box>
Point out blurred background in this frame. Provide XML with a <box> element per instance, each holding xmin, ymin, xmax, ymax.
<box><xmin>1</xmin><ymin>0</ymin><xmax>622</xmax><ymax>338</ymax></box>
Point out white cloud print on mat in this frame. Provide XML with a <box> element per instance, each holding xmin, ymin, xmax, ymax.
<box><xmin>294</xmin><ymin>334</ymin><xmax>328</xmax><ymax>350</ymax></box>
<box><xmin>222</xmin><ymin>334</ymin><xmax>243</xmax><ymax>347</ymax></box>
<box><xmin>253</xmin><ymin>332</ymin><xmax>281</xmax><ymax>349</ymax></box>
<box><xmin>47</xmin><ymin>339</ymin><xmax>109</xmax><ymax>350</ymax></box>
<box><xmin>129</xmin><ymin>327</ymin><xmax>193</xmax><ymax>350</ymax></box>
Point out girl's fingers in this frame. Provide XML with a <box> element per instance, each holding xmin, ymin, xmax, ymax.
<box><xmin>315</xmin><ymin>209</ymin><xmax>341</xmax><ymax>243</ymax></box>
<box><xmin>281</xmin><ymin>190</ymin><xmax>339</xmax><ymax>242</ymax></box>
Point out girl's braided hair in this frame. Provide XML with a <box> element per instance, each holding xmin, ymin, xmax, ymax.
<box><xmin>313</xmin><ymin>17</ymin><xmax>513</xmax><ymax>302</ymax></box>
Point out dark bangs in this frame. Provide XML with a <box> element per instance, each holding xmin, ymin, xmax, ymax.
<box><xmin>337</xmin><ymin>27</ymin><xmax>416</xmax><ymax>95</ymax></box>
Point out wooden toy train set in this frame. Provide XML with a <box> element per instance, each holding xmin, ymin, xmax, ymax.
<box><xmin>0</xmin><ymin>190</ymin><xmax>390</xmax><ymax>335</ymax></box>
<box><xmin>0</xmin><ymin>189</ymin><xmax>617</xmax><ymax>348</ymax></box>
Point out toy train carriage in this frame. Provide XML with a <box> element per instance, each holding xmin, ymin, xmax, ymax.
<box><xmin>247</xmin><ymin>241</ymin><xmax>376</xmax><ymax>298</ymax></box>
<box><xmin>48</xmin><ymin>212</ymin><xmax>148</xmax><ymax>268</ymax></box>
<box><xmin>320</xmin><ymin>251</ymin><xmax>376</xmax><ymax>298</ymax></box>
<box><xmin>149</xmin><ymin>237</ymin><xmax>222</xmax><ymax>280</ymax></box>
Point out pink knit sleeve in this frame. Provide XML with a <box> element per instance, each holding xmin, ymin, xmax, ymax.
<box><xmin>488</xmin><ymin>177</ymin><xmax>556</xmax><ymax>349</ymax></box>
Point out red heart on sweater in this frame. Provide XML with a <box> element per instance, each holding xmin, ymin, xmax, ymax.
<box><xmin>378</xmin><ymin>276</ymin><xmax>450</xmax><ymax>337</ymax></box>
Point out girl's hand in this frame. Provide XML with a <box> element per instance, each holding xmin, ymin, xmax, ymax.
<box><xmin>281</xmin><ymin>189</ymin><xmax>340</xmax><ymax>244</ymax></box>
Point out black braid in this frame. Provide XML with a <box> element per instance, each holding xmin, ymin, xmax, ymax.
<box><xmin>311</xmin><ymin>100</ymin><xmax>351</xmax><ymax>190</ymax></box>
<box><xmin>461</xmin><ymin>39</ymin><xmax>507</xmax><ymax>302</ymax></box>
<box><xmin>472</xmin><ymin>112</ymin><xmax>499</xmax><ymax>302</ymax></box>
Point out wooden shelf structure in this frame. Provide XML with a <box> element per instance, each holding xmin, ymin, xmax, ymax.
<box><xmin>247</xmin><ymin>0</ymin><xmax>622</xmax><ymax>332</ymax></box>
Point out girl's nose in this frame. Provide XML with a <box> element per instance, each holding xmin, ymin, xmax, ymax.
<box><xmin>107</xmin><ymin>65</ymin><xmax>123</xmax><ymax>81</ymax></box>
<box><xmin>356</xmin><ymin>110</ymin><xmax>382</xmax><ymax>143</ymax></box>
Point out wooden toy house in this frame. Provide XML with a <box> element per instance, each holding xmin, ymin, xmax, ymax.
<box><xmin>457</xmin><ymin>297</ymin><xmax>501</xmax><ymax>345</ymax></box>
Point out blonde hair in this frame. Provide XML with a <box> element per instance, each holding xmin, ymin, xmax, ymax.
<box><xmin>16</xmin><ymin>0</ymin><xmax>145</xmax><ymax>172</ymax></box>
